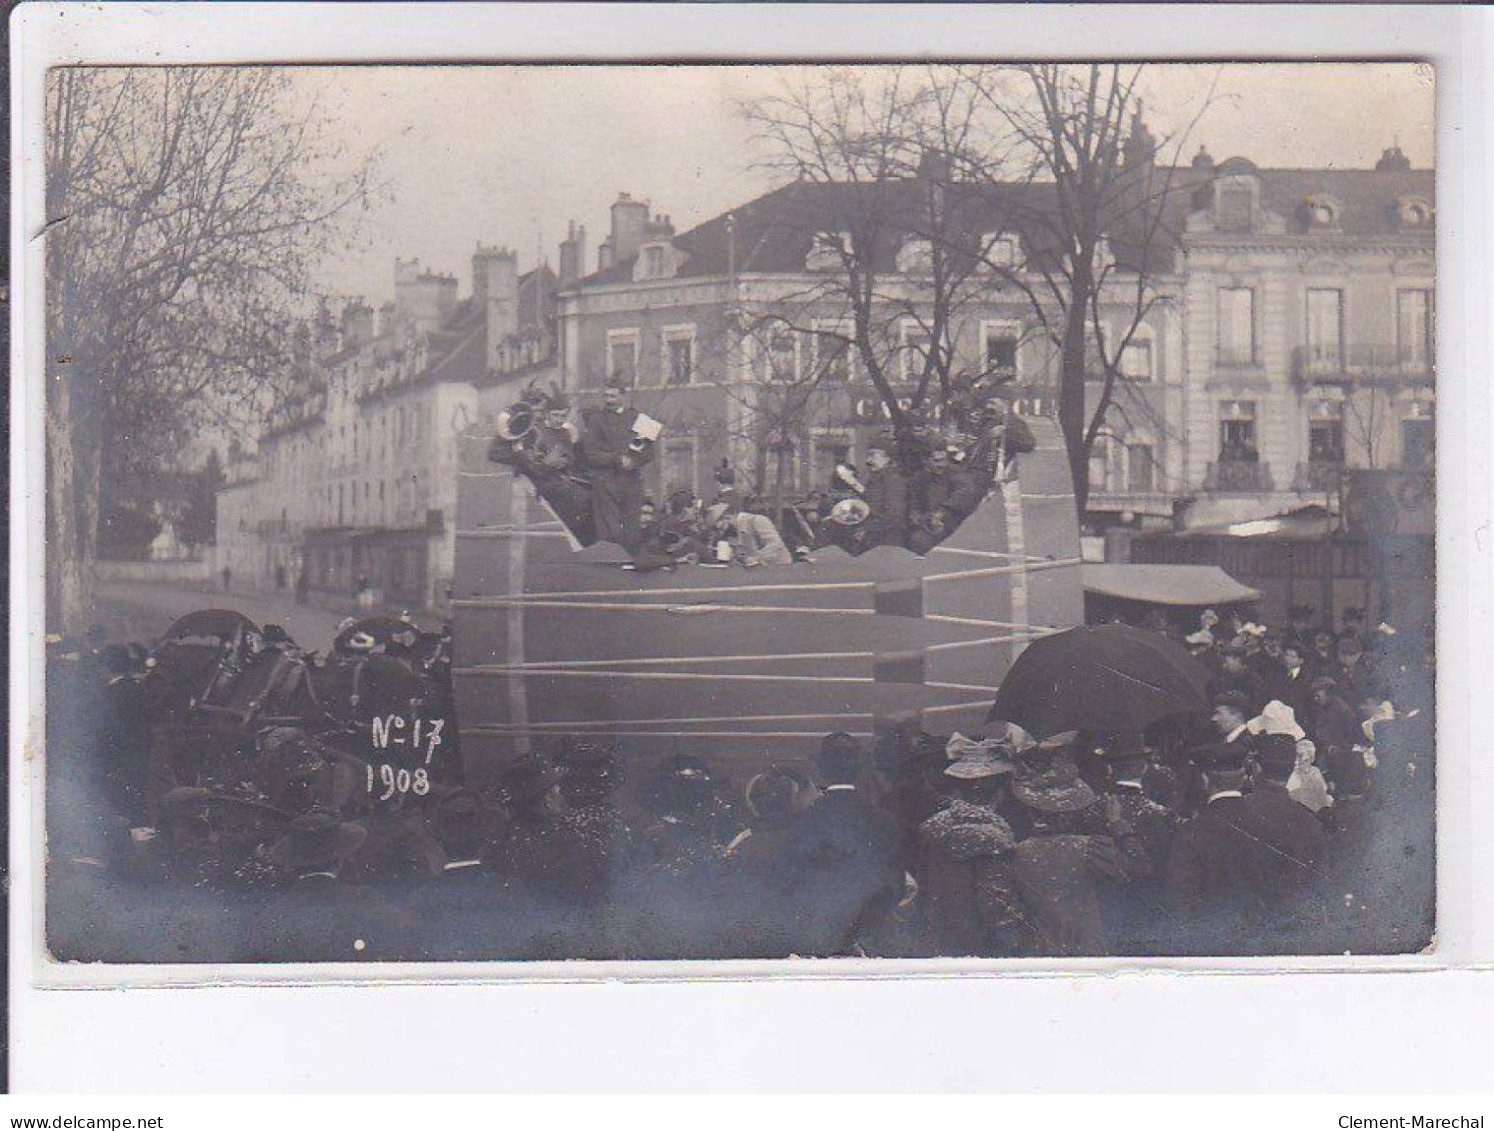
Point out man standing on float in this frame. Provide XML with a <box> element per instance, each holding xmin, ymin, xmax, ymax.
<box><xmin>579</xmin><ymin>373</ymin><xmax>655</xmax><ymax>553</ymax></box>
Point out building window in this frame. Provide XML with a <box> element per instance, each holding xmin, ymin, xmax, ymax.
<box><xmin>982</xmin><ymin>233</ymin><xmax>1020</xmax><ymax>269</ymax></box>
<box><xmin>1120</xmin><ymin>337</ymin><xmax>1154</xmax><ymax>381</ymax></box>
<box><xmin>1088</xmin><ymin>436</ymin><xmax>1115</xmax><ymax>494</ymax></box>
<box><xmin>1217</xmin><ymin>185</ymin><xmax>1254</xmax><ymax>233</ymax></box>
<box><xmin>1219</xmin><ymin>401</ymin><xmax>1259</xmax><ymax>463</ymax></box>
<box><xmin>901</xmin><ymin>321</ymin><xmax>934</xmax><ymax>383</ymax></box>
<box><xmin>1217</xmin><ymin>287</ymin><xmax>1255</xmax><ymax>365</ymax></box>
<box><xmin>644</xmin><ymin>245</ymin><xmax>665</xmax><ymax>278</ymax></box>
<box><xmin>896</xmin><ymin>238</ymin><xmax>933</xmax><ymax>276</ymax></box>
<box><xmin>764</xmin><ymin>327</ymin><xmax>800</xmax><ymax>384</ymax></box>
<box><xmin>1402</xmin><ymin>416</ymin><xmax>1434</xmax><ymax>471</ymax></box>
<box><xmin>807</xmin><ymin>231</ymin><xmax>848</xmax><ymax>272</ymax></box>
<box><xmin>981</xmin><ymin>321</ymin><xmax>1021</xmax><ymax>379</ymax></box>
<box><xmin>1126</xmin><ymin>444</ymin><xmax>1155</xmax><ymax>493</ymax></box>
<box><xmin>607</xmin><ymin>330</ymin><xmax>639</xmax><ymax>386</ymax></box>
<box><xmin>663</xmin><ymin>326</ymin><xmax>695</xmax><ymax>387</ymax></box>
<box><xmin>813</xmin><ymin>323</ymin><xmax>852</xmax><ymax>383</ymax></box>
<box><xmin>761</xmin><ymin>439</ymin><xmax>800</xmax><ymax>499</ymax></box>
<box><xmin>661</xmin><ymin>437</ymin><xmax>697</xmax><ymax>498</ymax></box>
<box><xmin>1397</xmin><ymin>289</ymin><xmax>1434</xmax><ymax>370</ymax></box>
<box><xmin>811</xmin><ymin>429</ymin><xmax>855</xmax><ymax>492</ymax></box>
<box><xmin>1308</xmin><ymin>413</ymin><xmax>1345</xmax><ymax>465</ymax></box>
<box><xmin>1305</xmin><ymin>288</ymin><xmax>1344</xmax><ymax>369</ymax></box>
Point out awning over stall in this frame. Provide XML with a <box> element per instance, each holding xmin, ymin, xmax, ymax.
<box><xmin>1083</xmin><ymin>563</ymin><xmax>1261</xmax><ymax>608</ymax></box>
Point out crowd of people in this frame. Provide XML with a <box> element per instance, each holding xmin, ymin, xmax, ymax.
<box><xmin>488</xmin><ymin>373</ymin><xmax>1036</xmax><ymax>569</ymax></box>
<box><xmin>46</xmin><ymin>595</ymin><xmax>1432</xmax><ymax>963</ymax></box>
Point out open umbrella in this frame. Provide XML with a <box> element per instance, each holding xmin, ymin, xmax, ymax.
<box><xmin>987</xmin><ymin>623</ymin><xmax>1212</xmax><ymax>739</ymax></box>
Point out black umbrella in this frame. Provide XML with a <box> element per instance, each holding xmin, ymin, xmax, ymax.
<box><xmin>987</xmin><ymin>623</ymin><xmax>1213</xmax><ymax>739</ymax></box>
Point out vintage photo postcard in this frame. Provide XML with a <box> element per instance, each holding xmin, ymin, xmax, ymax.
<box><xmin>35</xmin><ymin>60</ymin><xmax>1437</xmax><ymax>968</ymax></box>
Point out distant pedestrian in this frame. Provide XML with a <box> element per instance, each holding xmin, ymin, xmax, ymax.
<box><xmin>221</xmin><ymin>565</ymin><xmax>232</xmax><ymax>592</ymax></box>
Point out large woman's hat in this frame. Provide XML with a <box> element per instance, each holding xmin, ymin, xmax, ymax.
<box><xmin>1011</xmin><ymin>754</ymin><xmax>1097</xmax><ymax>814</ymax></box>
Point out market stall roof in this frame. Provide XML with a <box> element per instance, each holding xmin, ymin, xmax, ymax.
<box><xmin>1179</xmin><ymin>505</ymin><xmax>1336</xmax><ymax>540</ymax></box>
<box><xmin>1083</xmin><ymin>564</ymin><xmax>1261</xmax><ymax>607</ymax></box>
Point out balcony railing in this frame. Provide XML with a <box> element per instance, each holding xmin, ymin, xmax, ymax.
<box><xmin>1204</xmin><ymin>460</ymin><xmax>1275</xmax><ymax>493</ymax></box>
<box><xmin>1293</xmin><ymin>461</ymin><xmax>1344</xmax><ymax>493</ymax></box>
<box><xmin>1292</xmin><ymin>345</ymin><xmax>1433</xmax><ymax>385</ymax></box>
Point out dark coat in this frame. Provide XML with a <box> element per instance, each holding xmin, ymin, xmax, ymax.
<box><xmin>787</xmin><ymin>787</ymin><xmax>903</xmax><ymax>956</ymax></box>
<box><xmin>1164</xmin><ymin>787</ymin><xmax>1328</xmax><ymax>952</ymax></box>
<box><xmin>578</xmin><ymin>405</ymin><xmax>654</xmax><ymax>550</ymax></box>
<box><xmin>861</xmin><ymin>464</ymin><xmax>911</xmax><ymax>549</ymax></box>
<box><xmin>1309</xmin><ymin>695</ymin><xmax>1371</xmax><ymax>796</ymax></box>
<box><xmin>916</xmin><ymin>801</ymin><xmax>1022</xmax><ymax>957</ymax></box>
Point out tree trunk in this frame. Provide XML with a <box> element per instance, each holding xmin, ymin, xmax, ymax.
<box><xmin>1057</xmin><ymin>295</ymin><xmax>1092</xmax><ymax>515</ymax></box>
<box><xmin>45</xmin><ymin>367</ymin><xmax>101</xmax><ymax>636</ymax></box>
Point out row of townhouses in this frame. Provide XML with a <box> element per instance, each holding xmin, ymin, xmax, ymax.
<box><xmin>218</xmin><ymin>123</ymin><xmax>1435</xmax><ymax>610</ymax></box>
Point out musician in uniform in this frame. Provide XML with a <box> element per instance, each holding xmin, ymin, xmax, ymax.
<box><xmin>908</xmin><ymin>446</ymin><xmax>981</xmax><ymax>555</ymax></box>
<box><xmin>578</xmin><ymin>373</ymin><xmax>655</xmax><ymax>553</ymax></box>
<box><xmin>859</xmin><ymin>432</ymin><xmax>910</xmax><ymax>551</ymax></box>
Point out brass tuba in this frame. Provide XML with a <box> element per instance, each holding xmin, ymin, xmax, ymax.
<box><xmin>495</xmin><ymin>400</ymin><xmax>538</xmax><ymax>443</ymax></box>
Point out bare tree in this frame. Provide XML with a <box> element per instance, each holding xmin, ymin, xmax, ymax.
<box><xmin>744</xmin><ymin>65</ymin><xmax>1215</xmax><ymax>513</ymax></box>
<box><xmin>45</xmin><ymin>67</ymin><xmax>378</xmax><ymax>633</ymax></box>
<box><xmin>742</xmin><ymin>68</ymin><xmax>1003</xmax><ymax>438</ymax></box>
<box><xmin>960</xmin><ymin>63</ymin><xmax>1216</xmax><ymax>513</ymax></box>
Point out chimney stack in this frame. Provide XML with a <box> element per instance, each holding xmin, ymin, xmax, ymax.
<box><xmin>559</xmin><ymin>221</ymin><xmax>588</xmax><ymax>284</ymax></box>
<box><xmin>341</xmin><ymin>301</ymin><xmax>375</xmax><ymax>349</ymax></box>
<box><xmin>472</xmin><ymin>245</ymin><xmax>519</xmax><ymax>371</ymax></box>
<box><xmin>609</xmin><ymin>192</ymin><xmax>651</xmax><ymax>264</ymax></box>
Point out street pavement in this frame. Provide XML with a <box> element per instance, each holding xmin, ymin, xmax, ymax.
<box><xmin>93</xmin><ymin>580</ymin><xmax>439</xmax><ymax>650</ymax></box>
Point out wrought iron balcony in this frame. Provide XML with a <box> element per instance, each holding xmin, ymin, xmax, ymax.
<box><xmin>1292</xmin><ymin>345</ymin><xmax>1434</xmax><ymax>385</ymax></box>
<box><xmin>1204</xmin><ymin>460</ymin><xmax>1275</xmax><ymax>493</ymax></box>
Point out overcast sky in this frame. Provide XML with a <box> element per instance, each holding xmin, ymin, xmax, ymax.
<box><xmin>292</xmin><ymin>63</ymin><xmax>1435</xmax><ymax>303</ymax></box>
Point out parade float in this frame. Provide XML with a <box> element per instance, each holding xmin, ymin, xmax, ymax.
<box><xmin>448</xmin><ymin>414</ymin><xmax>1085</xmax><ymax>787</ymax></box>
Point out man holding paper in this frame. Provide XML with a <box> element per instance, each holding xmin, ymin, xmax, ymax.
<box><xmin>579</xmin><ymin>373</ymin><xmax>661</xmax><ymax>553</ymax></box>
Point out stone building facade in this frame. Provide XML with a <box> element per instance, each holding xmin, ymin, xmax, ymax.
<box><xmin>557</xmin><ymin>138</ymin><xmax>1432</xmax><ymax>534</ymax></box>
<box><xmin>557</xmin><ymin>175</ymin><xmax>1186</xmax><ymax>514</ymax></box>
<box><xmin>1176</xmin><ymin>146</ymin><xmax>1434</xmax><ymax>528</ymax></box>
<box><xmin>218</xmin><ymin>227</ymin><xmax>581</xmax><ymax>607</ymax></box>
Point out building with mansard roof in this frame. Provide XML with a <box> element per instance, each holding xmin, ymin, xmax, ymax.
<box><xmin>555</xmin><ymin>129</ymin><xmax>1432</xmax><ymax>533</ymax></box>
<box><xmin>217</xmin><ymin>226</ymin><xmax>585</xmax><ymax>607</ymax></box>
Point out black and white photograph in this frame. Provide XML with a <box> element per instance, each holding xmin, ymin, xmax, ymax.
<box><xmin>37</xmin><ymin>59</ymin><xmax>1437</xmax><ymax>967</ymax></box>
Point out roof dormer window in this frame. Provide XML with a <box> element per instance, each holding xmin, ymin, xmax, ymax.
<box><xmin>806</xmin><ymin>230</ymin><xmax>849</xmax><ymax>272</ymax></box>
<box><xmin>895</xmin><ymin>237</ymin><xmax>933</xmax><ymax>276</ymax></box>
<box><xmin>1302</xmin><ymin>195</ymin><xmax>1342</xmax><ymax>230</ymax></box>
<box><xmin>633</xmin><ymin>241</ymin><xmax>678</xmax><ymax>281</ymax></box>
<box><xmin>980</xmin><ymin>232</ymin><xmax>1021</xmax><ymax>270</ymax></box>
<box><xmin>1396</xmin><ymin>196</ymin><xmax>1433</xmax><ymax>229</ymax></box>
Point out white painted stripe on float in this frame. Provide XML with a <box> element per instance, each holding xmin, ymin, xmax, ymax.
<box><xmin>925</xmin><ymin>612</ymin><xmax>1058</xmax><ymax>632</ymax></box>
<box><xmin>1003</xmin><ymin>476</ymin><xmax>1031</xmax><ymax>670</ymax></box>
<box><xmin>921</xmin><ymin>700</ymin><xmax>998</xmax><ymax>714</ymax></box>
<box><xmin>453</xmin><ymin>598</ymin><xmax>876</xmax><ymax>617</ymax></box>
<box><xmin>455</xmin><ymin>579</ymin><xmax>874</xmax><ymax>602</ymax></box>
<box><xmin>472</xmin><ymin>711</ymin><xmax>870</xmax><ymax>729</ymax></box>
<box><xmin>453</xmin><ymin>649</ymin><xmax>873</xmax><ymax>670</ymax></box>
<box><xmin>930</xmin><ymin>545</ymin><xmax>1057</xmax><ymax>564</ymax></box>
<box><xmin>923</xmin><ymin>555</ymin><xmax>1082</xmax><ymax>585</ymax></box>
<box><xmin>926</xmin><ymin>680</ymin><xmax>1002</xmax><ymax>694</ymax></box>
<box><xmin>925</xmin><ymin>632</ymin><xmax>1042</xmax><ymax>653</ymax></box>
<box><xmin>458</xmin><ymin>529</ymin><xmax>574</xmax><ymax>540</ymax></box>
<box><xmin>505</xmin><ymin>477</ymin><xmax>532</xmax><ymax>756</ymax></box>
<box><xmin>457</xmin><ymin>666</ymin><xmax>876</xmax><ymax>684</ymax></box>
<box><xmin>466</xmin><ymin>728</ymin><xmax>874</xmax><ymax>740</ymax></box>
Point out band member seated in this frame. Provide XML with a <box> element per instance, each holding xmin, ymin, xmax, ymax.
<box><xmin>733</xmin><ymin>496</ymin><xmax>794</xmax><ymax>567</ymax></box>
<box><xmin>578</xmin><ymin>373</ymin><xmax>656</xmax><ymax>554</ymax></box>
<box><xmin>908</xmin><ymin>445</ymin><xmax>981</xmax><ymax>555</ymax></box>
